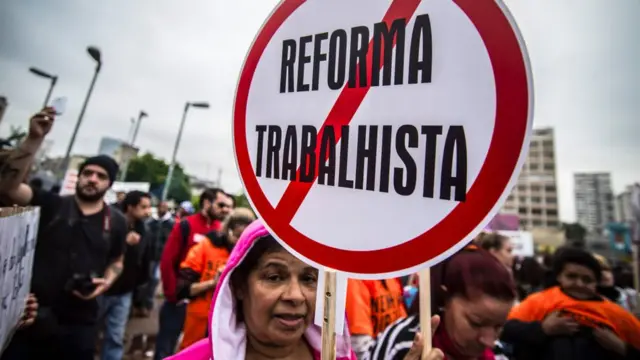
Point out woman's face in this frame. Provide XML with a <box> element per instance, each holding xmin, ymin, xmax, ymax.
<box><xmin>557</xmin><ymin>263</ymin><xmax>598</xmax><ymax>299</ymax></box>
<box><xmin>490</xmin><ymin>239</ymin><xmax>514</xmax><ymax>270</ymax></box>
<box><xmin>238</xmin><ymin>249</ymin><xmax>318</xmax><ymax>347</ymax></box>
<box><xmin>228</xmin><ymin>224</ymin><xmax>248</xmax><ymax>245</ymax></box>
<box><xmin>444</xmin><ymin>294</ymin><xmax>513</xmax><ymax>357</ymax></box>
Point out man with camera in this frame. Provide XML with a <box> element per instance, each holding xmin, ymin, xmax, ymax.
<box><xmin>0</xmin><ymin>107</ymin><xmax>128</xmax><ymax>360</ymax></box>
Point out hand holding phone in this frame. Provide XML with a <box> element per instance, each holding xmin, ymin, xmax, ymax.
<box><xmin>51</xmin><ymin>97</ymin><xmax>67</xmax><ymax>115</ymax></box>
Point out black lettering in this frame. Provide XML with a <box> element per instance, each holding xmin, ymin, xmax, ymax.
<box><xmin>282</xmin><ymin>125</ymin><xmax>298</xmax><ymax>180</ymax></box>
<box><xmin>421</xmin><ymin>126</ymin><xmax>442</xmax><ymax>198</ymax></box>
<box><xmin>409</xmin><ymin>14</ymin><xmax>433</xmax><ymax>84</ymax></box>
<box><xmin>266</xmin><ymin>126</ymin><xmax>282</xmax><ymax>179</ymax></box>
<box><xmin>312</xmin><ymin>33</ymin><xmax>329</xmax><ymax>91</ymax></box>
<box><xmin>255</xmin><ymin>125</ymin><xmax>267</xmax><ymax>177</ymax></box>
<box><xmin>337</xmin><ymin>126</ymin><xmax>354</xmax><ymax>188</ymax></box>
<box><xmin>440</xmin><ymin>126</ymin><xmax>467</xmax><ymax>202</ymax></box>
<box><xmin>379</xmin><ymin>126</ymin><xmax>393</xmax><ymax>193</ymax></box>
<box><xmin>393</xmin><ymin>125</ymin><xmax>418</xmax><ymax>196</ymax></box>
<box><xmin>328</xmin><ymin>30</ymin><xmax>348</xmax><ymax>90</ymax></box>
<box><xmin>372</xmin><ymin>19</ymin><xmax>406</xmax><ymax>86</ymax></box>
<box><xmin>348</xmin><ymin>26</ymin><xmax>370</xmax><ymax>88</ymax></box>
<box><xmin>280</xmin><ymin>39</ymin><xmax>297</xmax><ymax>93</ymax></box>
<box><xmin>297</xmin><ymin>35</ymin><xmax>313</xmax><ymax>92</ymax></box>
<box><xmin>318</xmin><ymin>126</ymin><xmax>337</xmax><ymax>186</ymax></box>
<box><xmin>300</xmin><ymin>126</ymin><xmax>317</xmax><ymax>183</ymax></box>
<box><xmin>355</xmin><ymin>125</ymin><xmax>378</xmax><ymax>191</ymax></box>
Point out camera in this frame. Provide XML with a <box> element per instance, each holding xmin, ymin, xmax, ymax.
<box><xmin>64</xmin><ymin>273</ymin><xmax>98</xmax><ymax>296</ymax></box>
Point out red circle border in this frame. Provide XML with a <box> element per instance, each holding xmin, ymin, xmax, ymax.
<box><xmin>233</xmin><ymin>0</ymin><xmax>530</xmax><ymax>274</ymax></box>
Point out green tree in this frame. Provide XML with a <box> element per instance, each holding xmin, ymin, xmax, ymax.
<box><xmin>123</xmin><ymin>152</ymin><xmax>192</xmax><ymax>203</ymax></box>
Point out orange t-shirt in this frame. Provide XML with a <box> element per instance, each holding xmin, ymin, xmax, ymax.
<box><xmin>346</xmin><ymin>278</ymin><xmax>407</xmax><ymax>337</ymax></box>
<box><xmin>509</xmin><ymin>286</ymin><xmax>640</xmax><ymax>349</ymax></box>
<box><xmin>179</xmin><ymin>238</ymin><xmax>230</xmax><ymax>349</ymax></box>
<box><xmin>180</xmin><ymin>239</ymin><xmax>230</xmax><ymax>318</ymax></box>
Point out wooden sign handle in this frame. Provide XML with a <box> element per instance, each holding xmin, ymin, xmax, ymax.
<box><xmin>418</xmin><ymin>268</ymin><xmax>433</xmax><ymax>359</ymax></box>
<box><xmin>321</xmin><ymin>269</ymin><xmax>337</xmax><ymax>360</ymax></box>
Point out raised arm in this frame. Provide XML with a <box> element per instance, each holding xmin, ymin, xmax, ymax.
<box><xmin>0</xmin><ymin>108</ymin><xmax>55</xmax><ymax>205</ymax></box>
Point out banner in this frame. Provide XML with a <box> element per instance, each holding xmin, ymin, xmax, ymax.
<box><xmin>0</xmin><ymin>207</ymin><xmax>40</xmax><ymax>352</ymax></box>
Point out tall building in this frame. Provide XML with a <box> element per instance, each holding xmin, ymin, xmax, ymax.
<box><xmin>500</xmin><ymin>128</ymin><xmax>560</xmax><ymax>230</ymax></box>
<box><xmin>0</xmin><ymin>96</ymin><xmax>8</xmax><ymax>126</ymax></box>
<box><xmin>614</xmin><ymin>184</ymin><xmax>635</xmax><ymax>223</ymax></box>
<box><xmin>574</xmin><ymin>172</ymin><xmax>615</xmax><ymax>234</ymax></box>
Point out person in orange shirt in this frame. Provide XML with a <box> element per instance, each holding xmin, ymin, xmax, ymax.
<box><xmin>501</xmin><ymin>246</ymin><xmax>640</xmax><ymax>360</ymax></box>
<box><xmin>346</xmin><ymin>278</ymin><xmax>407</xmax><ymax>358</ymax></box>
<box><xmin>176</xmin><ymin>208</ymin><xmax>255</xmax><ymax>349</ymax></box>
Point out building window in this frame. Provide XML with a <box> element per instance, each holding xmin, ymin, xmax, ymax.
<box><xmin>545</xmin><ymin>185</ymin><xmax>556</xmax><ymax>192</ymax></box>
<box><xmin>518</xmin><ymin>207</ymin><xmax>527</xmax><ymax>215</ymax></box>
<box><xmin>543</xmin><ymin>164</ymin><xmax>555</xmax><ymax>171</ymax></box>
<box><xmin>547</xmin><ymin>209</ymin><xmax>558</xmax><ymax>216</ymax></box>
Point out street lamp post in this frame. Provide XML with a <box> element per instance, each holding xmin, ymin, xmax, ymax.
<box><xmin>161</xmin><ymin>102</ymin><xmax>209</xmax><ymax>201</ymax></box>
<box><xmin>131</xmin><ymin>110</ymin><xmax>148</xmax><ymax>145</ymax></box>
<box><xmin>58</xmin><ymin>46</ymin><xmax>102</xmax><ymax>181</ymax></box>
<box><xmin>120</xmin><ymin>110</ymin><xmax>148</xmax><ymax>181</ymax></box>
<box><xmin>29</xmin><ymin>67</ymin><xmax>58</xmax><ymax>108</ymax></box>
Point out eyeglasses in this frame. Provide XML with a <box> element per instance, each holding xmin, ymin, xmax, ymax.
<box><xmin>81</xmin><ymin>169</ymin><xmax>109</xmax><ymax>181</ymax></box>
<box><xmin>216</xmin><ymin>202</ymin><xmax>231</xmax><ymax>209</ymax></box>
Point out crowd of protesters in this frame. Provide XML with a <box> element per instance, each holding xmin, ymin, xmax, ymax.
<box><xmin>1</xmin><ymin>108</ymin><xmax>640</xmax><ymax>360</ymax></box>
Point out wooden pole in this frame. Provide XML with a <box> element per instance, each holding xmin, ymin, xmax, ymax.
<box><xmin>419</xmin><ymin>268</ymin><xmax>432</xmax><ymax>359</ymax></box>
<box><xmin>321</xmin><ymin>269</ymin><xmax>337</xmax><ymax>360</ymax></box>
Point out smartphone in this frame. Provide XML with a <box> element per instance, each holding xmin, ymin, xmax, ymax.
<box><xmin>51</xmin><ymin>96</ymin><xmax>67</xmax><ymax>115</ymax></box>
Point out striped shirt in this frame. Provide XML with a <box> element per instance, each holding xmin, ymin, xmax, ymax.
<box><xmin>363</xmin><ymin>314</ymin><xmax>511</xmax><ymax>360</ymax></box>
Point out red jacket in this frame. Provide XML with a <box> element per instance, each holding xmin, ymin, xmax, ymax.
<box><xmin>160</xmin><ymin>213</ymin><xmax>221</xmax><ymax>302</ymax></box>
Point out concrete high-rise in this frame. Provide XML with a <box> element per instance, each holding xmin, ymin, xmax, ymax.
<box><xmin>574</xmin><ymin>172</ymin><xmax>615</xmax><ymax>234</ymax></box>
<box><xmin>500</xmin><ymin>128</ymin><xmax>560</xmax><ymax>230</ymax></box>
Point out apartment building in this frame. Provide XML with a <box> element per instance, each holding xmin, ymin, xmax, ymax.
<box><xmin>574</xmin><ymin>172</ymin><xmax>615</xmax><ymax>234</ymax></box>
<box><xmin>500</xmin><ymin>128</ymin><xmax>560</xmax><ymax>230</ymax></box>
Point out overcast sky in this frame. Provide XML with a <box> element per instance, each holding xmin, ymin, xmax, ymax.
<box><xmin>0</xmin><ymin>0</ymin><xmax>638</xmax><ymax>222</ymax></box>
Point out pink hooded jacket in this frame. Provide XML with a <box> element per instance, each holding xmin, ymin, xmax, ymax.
<box><xmin>167</xmin><ymin>220</ymin><xmax>356</xmax><ymax>360</ymax></box>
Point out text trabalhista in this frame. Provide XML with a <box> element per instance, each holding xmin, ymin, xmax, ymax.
<box><xmin>254</xmin><ymin>14</ymin><xmax>468</xmax><ymax>202</ymax></box>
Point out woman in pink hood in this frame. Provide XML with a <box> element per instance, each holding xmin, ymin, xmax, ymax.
<box><xmin>166</xmin><ymin>220</ymin><xmax>356</xmax><ymax>360</ymax></box>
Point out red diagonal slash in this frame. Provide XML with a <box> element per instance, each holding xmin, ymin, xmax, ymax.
<box><xmin>274</xmin><ymin>0</ymin><xmax>422</xmax><ymax>223</ymax></box>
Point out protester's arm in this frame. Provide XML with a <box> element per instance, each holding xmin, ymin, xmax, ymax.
<box><xmin>0</xmin><ymin>108</ymin><xmax>54</xmax><ymax>205</ymax></box>
<box><xmin>176</xmin><ymin>242</ymin><xmax>208</xmax><ymax>300</ymax></box>
<box><xmin>160</xmin><ymin>222</ymin><xmax>182</xmax><ymax>302</ymax></box>
<box><xmin>501</xmin><ymin>293</ymin><xmax>548</xmax><ymax>346</ymax></box>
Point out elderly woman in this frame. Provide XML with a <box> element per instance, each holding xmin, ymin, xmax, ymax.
<box><xmin>168</xmin><ymin>220</ymin><xmax>355</xmax><ymax>360</ymax></box>
<box><xmin>169</xmin><ymin>220</ymin><xmax>444</xmax><ymax>360</ymax></box>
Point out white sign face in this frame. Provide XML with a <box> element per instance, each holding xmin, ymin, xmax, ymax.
<box><xmin>104</xmin><ymin>182</ymin><xmax>151</xmax><ymax>204</ymax></box>
<box><xmin>497</xmin><ymin>230</ymin><xmax>534</xmax><ymax>257</ymax></box>
<box><xmin>0</xmin><ymin>208</ymin><xmax>39</xmax><ymax>351</ymax></box>
<box><xmin>234</xmin><ymin>0</ymin><xmax>533</xmax><ymax>277</ymax></box>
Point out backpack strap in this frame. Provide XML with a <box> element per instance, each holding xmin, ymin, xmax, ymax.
<box><xmin>180</xmin><ymin>219</ymin><xmax>191</xmax><ymax>248</ymax></box>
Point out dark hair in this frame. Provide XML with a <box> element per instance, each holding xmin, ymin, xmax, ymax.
<box><xmin>122</xmin><ymin>190</ymin><xmax>151</xmax><ymax>212</ymax></box>
<box><xmin>515</xmin><ymin>257</ymin><xmax>545</xmax><ymax>288</ymax></box>
<box><xmin>477</xmin><ymin>232</ymin><xmax>509</xmax><ymax>252</ymax></box>
<box><xmin>199</xmin><ymin>187</ymin><xmax>225</xmax><ymax>208</ymax></box>
<box><xmin>230</xmin><ymin>235</ymin><xmax>283</xmax><ymax>321</ymax></box>
<box><xmin>410</xmin><ymin>248</ymin><xmax>516</xmax><ymax>315</ymax></box>
<box><xmin>29</xmin><ymin>177</ymin><xmax>43</xmax><ymax>189</ymax></box>
<box><xmin>551</xmin><ymin>246</ymin><xmax>602</xmax><ymax>283</ymax></box>
<box><xmin>50</xmin><ymin>185</ymin><xmax>61</xmax><ymax>194</ymax></box>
